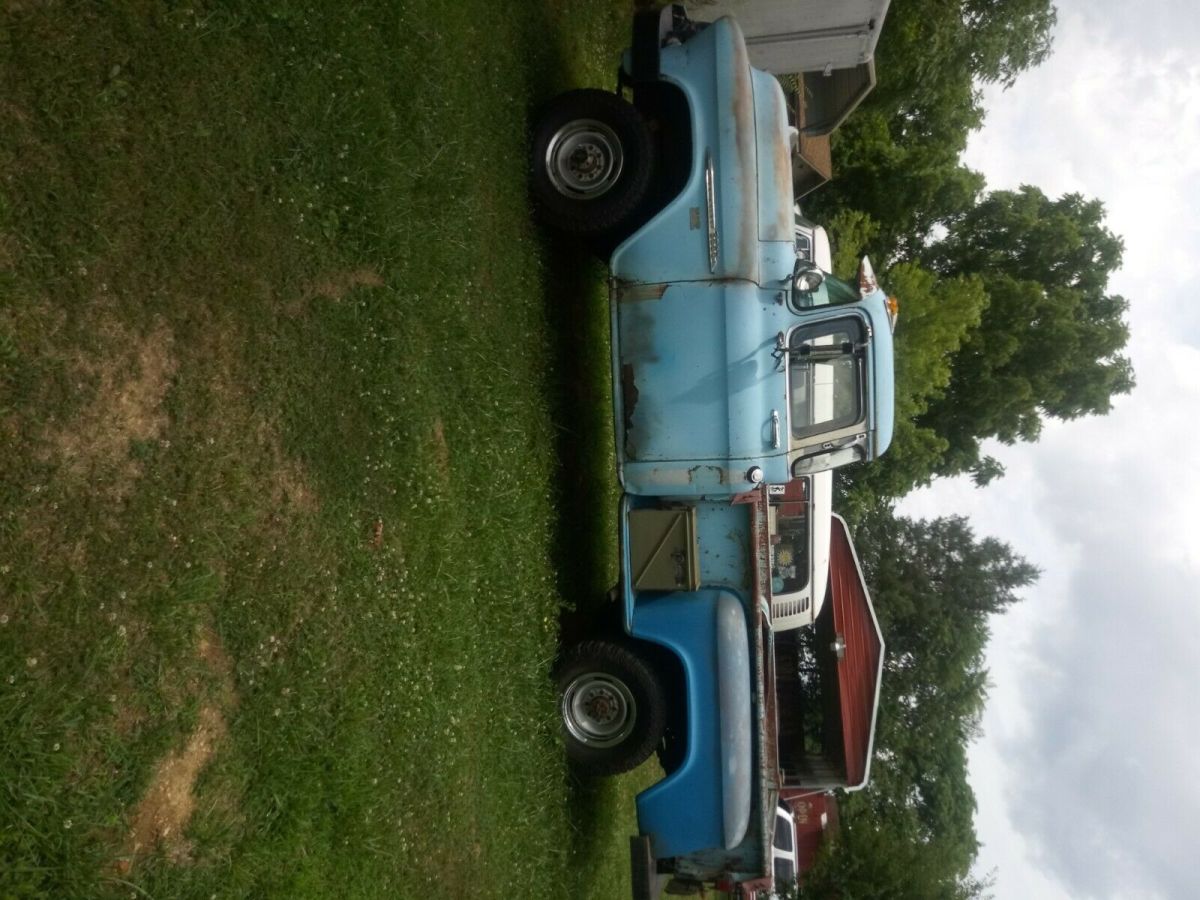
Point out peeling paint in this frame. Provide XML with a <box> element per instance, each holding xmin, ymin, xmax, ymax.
<box><xmin>759</xmin><ymin>72</ymin><xmax>794</xmax><ymax>242</ymax></box>
<box><xmin>617</xmin><ymin>281</ymin><xmax>669</xmax><ymax>303</ymax></box>
<box><xmin>686</xmin><ymin>464</ymin><xmax>736</xmax><ymax>486</ymax></box>
<box><xmin>621</xmin><ymin>363</ymin><xmax>640</xmax><ymax>459</ymax></box>
<box><xmin>638</xmin><ymin>466</ymin><xmax>690</xmax><ymax>486</ymax></box>
<box><xmin>729</xmin><ymin>28</ymin><xmax>758</xmax><ymax>275</ymax></box>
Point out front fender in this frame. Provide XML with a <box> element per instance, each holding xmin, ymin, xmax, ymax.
<box><xmin>613</xmin><ymin>17</ymin><xmax>761</xmax><ymax>285</ymax></box>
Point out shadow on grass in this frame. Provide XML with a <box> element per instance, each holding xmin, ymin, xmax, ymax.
<box><xmin>517</xmin><ymin>4</ymin><xmax>627</xmax><ymax>646</ymax></box>
<box><xmin>565</xmin><ymin>766</ymin><xmax>627</xmax><ymax>861</ymax></box>
<box><xmin>539</xmin><ymin>233</ymin><xmax>624</xmax><ymax>644</ymax></box>
<box><xmin>519</xmin><ymin>1</ymin><xmax>641</xmax><ymax>885</ymax></box>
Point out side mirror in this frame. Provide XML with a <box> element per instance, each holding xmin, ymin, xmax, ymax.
<box><xmin>793</xmin><ymin>262</ymin><xmax>824</xmax><ymax>294</ymax></box>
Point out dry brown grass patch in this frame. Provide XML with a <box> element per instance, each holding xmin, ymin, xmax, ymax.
<box><xmin>116</xmin><ymin>625</ymin><xmax>237</xmax><ymax>870</ymax></box>
<box><xmin>192</xmin><ymin>318</ymin><xmax>320</xmax><ymax>516</ymax></box>
<box><xmin>304</xmin><ymin>267</ymin><xmax>384</xmax><ymax>301</ymax></box>
<box><xmin>0</xmin><ymin>232</ymin><xmax>20</xmax><ymax>270</ymax></box>
<box><xmin>42</xmin><ymin>318</ymin><xmax>177</xmax><ymax>495</ymax></box>
<box><xmin>251</xmin><ymin>418</ymin><xmax>319</xmax><ymax>514</ymax></box>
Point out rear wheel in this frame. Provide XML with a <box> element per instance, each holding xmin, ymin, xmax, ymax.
<box><xmin>530</xmin><ymin>89</ymin><xmax>655</xmax><ymax>239</ymax></box>
<box><xmin>556</xmin><ymin>640</ymin><xmax>666</xmax><ymax>775</ymax></box>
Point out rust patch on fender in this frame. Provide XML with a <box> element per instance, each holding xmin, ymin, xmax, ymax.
<box><xmin>617</xmin><ymin>281</ymin><xmax>669</xmax><ymax>303</ymax></box>
<box><xmin>618</xmin><ymin>299</ymin><xmax>661</xmax><ymax>366</ymax></box>
<box><xmin>686</xmin><ymin>464</ymin><xmax>731</xmax><ymax>485</ymax></box>
<box><xmin>729</xmin><ymin>28</ymin><xmax>758</xmax><ymax>274</ymax></box>
<box><xmin>771</xmin><ymin>93</ymin><xmax>794</xmax><ymax>240</ymax></box>
<box><xmin>621</xmin><ymin>363</ymin><xmax>640</xmax><ymax>459</ymax></box>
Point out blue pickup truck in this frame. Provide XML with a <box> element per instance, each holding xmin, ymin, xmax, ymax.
<box><xmin>532</xmin><ymin>6</ymin><xmax>891</xmax><ymax>898</ymax></box>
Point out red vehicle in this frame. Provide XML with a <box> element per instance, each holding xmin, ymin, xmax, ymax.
<box><xmin>737</xmin><ymin>794</ymin><xmax>837</xmax><ymax>898</ymax></box>
<box><xmin>735</xmin><ymin>514</ymin><xmax>882</xmax><ymax>899</ymax></box>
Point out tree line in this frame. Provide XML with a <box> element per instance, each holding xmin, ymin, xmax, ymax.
<box><xmin>780</xmin><ymin>0</ymin><xmax>1131</xmax><ymax>896</ymax></box>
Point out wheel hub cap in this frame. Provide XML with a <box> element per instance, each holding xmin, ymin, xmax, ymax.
<box><xmin>562</xmin><ymin>672</ymin><xmax>637</xmax><ymax>748</ymax></box>
<box><xmin>545</xmin><ymin>119</ymin><xmax>624</xmax><ymax>199</ymax></box>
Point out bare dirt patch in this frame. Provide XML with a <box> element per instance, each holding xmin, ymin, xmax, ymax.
<box><xmin>43</xmin><ymin>318</ymin><xmax>177</xmax><ymax>495</ymax></box>
<box><xmin>121</xmin><ymin>704</ymin><xmax>226</xmax><ymax>864</ymax></box>
<box><xmin>117</xmin><ymin>625</ymin><xmax>237</xmax><ymax>869</ymax></box>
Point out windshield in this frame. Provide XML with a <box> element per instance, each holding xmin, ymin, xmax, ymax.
<box><xmin>789</xmin><ymin>320</ymin><xmax>864</xmax><ymax>441</ymax></box>
<box><xmin>823</xmin><ymin>272</ymin><xmax>860</xmax><ymax>305</ymax></box>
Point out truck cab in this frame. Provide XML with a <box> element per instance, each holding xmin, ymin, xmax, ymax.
<box><xmin>530</xmin><ymin>6</ymin><xmax>896</xmax><ymax>497</ymax></box>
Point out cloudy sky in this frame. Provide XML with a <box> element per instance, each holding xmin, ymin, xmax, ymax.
<box><xmin>896</xmin><ymin>2</ymin><xmax>1200</xmax><ymax>898</ymax></box>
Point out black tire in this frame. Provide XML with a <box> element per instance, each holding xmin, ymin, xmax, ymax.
<box><xmin>555</xmin><ymin>640</ymin><xmax>666</xmax><ymax>776</ymax></box>
<box><xmin>530</xmin><ymin>89</ymin><xmax>655</xmax><ymax>239</ymax></box>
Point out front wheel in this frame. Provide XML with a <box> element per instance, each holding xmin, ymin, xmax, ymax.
<box><xmin>555</xmin><ymin>640</ymin><xmax>666</xmax><ymax>776</ymax></box>
<box><xmin>530</xmin><ymin>89</ymin><xmax>655</xmax><ymax>239</ymax></box>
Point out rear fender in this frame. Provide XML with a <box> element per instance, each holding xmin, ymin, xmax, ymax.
<box><xmin>629</xmin><ymin>590</ymin><xmax>753</xmax><ymax>859</ymax></box>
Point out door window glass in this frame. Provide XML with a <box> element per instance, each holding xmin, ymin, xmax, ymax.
<box><xmin>774</xmin><ymin>813</ymin><xmax>795</xmax><ymax>852</ymax></box>
<box><xmin>789</xmin><ymin>320</ymin><xmax>864</xmax><ymax>441</ymax></box>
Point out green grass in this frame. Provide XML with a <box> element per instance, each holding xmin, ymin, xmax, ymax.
<box><xmin>0</xmin><ymin>1</ymin><xmax>657</xmax><ymax>897</ymax></box>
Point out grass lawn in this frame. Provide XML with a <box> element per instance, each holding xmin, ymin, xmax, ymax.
<box><xmin>0</xmin><ymin>1</ymin><xmax>659</xmax><ymax>897</ymax></box>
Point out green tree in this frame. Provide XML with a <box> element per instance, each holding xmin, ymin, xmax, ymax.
<box><xmin>807</xmin><ymin>0</ymin><xmax>1057</xmax><ymax>261</ymax></box>
<box><xmin>829</xmin><ymin>185</ymin><xmax>1133</xmax><ymax>495</ymax></box>
<box><xmin>838</xmin><ymin>262</ymin><xmax>986</xmax><ymax>506</ymax></box>
<box><xmin>926</xmin><ymin>187</ymin><xmax>1123</xmax><ymax>294</ymax></box>
<box><xmin>919</xmin><ymin>187</ymin><xmax>1134</xmax><ymax>481</ymax></box>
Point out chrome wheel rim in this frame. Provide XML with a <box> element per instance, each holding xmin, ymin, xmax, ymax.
<box><xmin>545</xmin><ymin>119</ymin><xmax>624</xmax><ymax>198</ymax></box>
<box><xmin>562</xmin><ymin>672</ymin><xmax>636</xmax><ymax>748</ymax></box>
